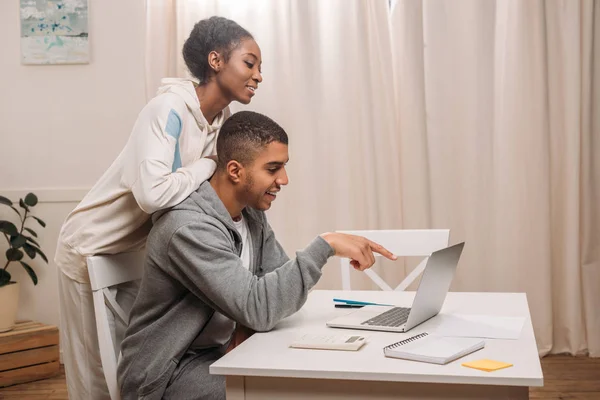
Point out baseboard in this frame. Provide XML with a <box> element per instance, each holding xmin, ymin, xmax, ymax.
<box><xmin>1</xmin><ymin>188</ymin><xmax>89</xmax><ymax>203</ymax></box>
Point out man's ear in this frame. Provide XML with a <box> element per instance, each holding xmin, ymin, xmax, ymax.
<box><xmin>226</xmin><ymin>160</ymin><xmax>244</xmax><ymax>183</ymax></box>
<box><xmin>208</xmin><ymin>50</ymin><xmax>223</xmax><ymax>73</ymax></box>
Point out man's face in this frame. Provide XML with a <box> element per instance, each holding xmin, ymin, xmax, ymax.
<box><xmin>240</xmin><ymin>142</ymin><xmax>289</xmax><ymax>211</ymax></box>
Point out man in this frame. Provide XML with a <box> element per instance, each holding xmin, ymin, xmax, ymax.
<box><xmin>118</xmin><ymin>111</ymin><xmax>395</xmax><ymax>400</ymax></box>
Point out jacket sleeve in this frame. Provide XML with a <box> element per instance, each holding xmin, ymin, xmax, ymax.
<box><xmin>166</xmin><ymin>217</ymin><xmax>334</xmax><ymax>332</ymax></box>
<box><xmin>129</xmin><ymin>96</ymin><xmax>217</xmax><ymax>214</ymax></box>
<box><xmin>257</xmin><ymin>221</ymin><xmax>292</xmax><ymax>276</ymax></box>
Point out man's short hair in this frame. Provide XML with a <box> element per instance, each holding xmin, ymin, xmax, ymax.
<box><xmin>216</xmin><ymin>111</ymin><xmax>288</xmax><ymax>169</ymax></box>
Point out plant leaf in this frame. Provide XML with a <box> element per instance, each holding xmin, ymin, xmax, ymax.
<box><xmin>32</xmin><ymin>246</ymin><xmax>48</xmax><ymax>263</ymax></box>
<box><xmin>19</xmin><ymin>199</ymin><xmax>29</xmax><ymax>211</ymax></box>
<box><xmin>22</xmin><ymin>243</ymin><xmax>36</xmax><ymax>259</ymax></box>
<box><xmin>23</xmin><ymin>244</ymin><xmax>48</xmax><ymax>263</ymax></box>
<box><xmin>0</xmin><ymin>269</ymin><xmax>11</xmax><ymax>286</ymax></box>
<box><xmin>24</xmin><ymin>228</ymin><xmax>37</xmax><ymax>238</ymax></box>
<box><xmin>19</xmin><ymin>261</ymin><xmax>38</xmax><ymax>285</ymax></box>
<box><xmin>0</xmin><ymin>221</ymin><xmax>19</xmax><ymax>236</ymax></box>
<box><xmin>23</xmin><ymin>235</ymin><xmax>40</xmax><ymax>247</ymax></box>
<box><xmin>33</xmin><ymin>216</ymin><xmax>46</xmax><ymax>228</ymax></box>
<box><xmin>24</xmin><ymin>193</ymin><xmax>38</xmax><ymax>207</ymax></box>
<box><xmin>6</xmin><ymin>248</ymin><xmax>24</xmax><ymax>262</ymax></box>
<box><xmin>10</xmin><ymin>235</ymin><xmax>27</xmax><ymax>248</ymax></box>
<box><xmin>0</xmin><ymin>197</ymin><xmax>20</xmax><ymax>216</ymax></box>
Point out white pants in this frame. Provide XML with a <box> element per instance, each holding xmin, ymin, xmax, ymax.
<box><xmin>58</xmin><ymin>270</ymin><xmax>139</xmax><ymax>400</ymax></box>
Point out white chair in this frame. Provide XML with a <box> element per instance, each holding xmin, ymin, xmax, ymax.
<box><xmin>337</xmin><ymin>229</ymin><xmax>450</xmax><ymax>291</ymax></box>
<box><xmin>87</xmin><ymin>251</ymin><xmax>145</xmax><ymax>400</ymax></box>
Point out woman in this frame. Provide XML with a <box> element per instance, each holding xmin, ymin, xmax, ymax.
<box><xmin>54</xmin><ymin>16</ymin><xmax>262</xmax><ymax>400</ymax></box>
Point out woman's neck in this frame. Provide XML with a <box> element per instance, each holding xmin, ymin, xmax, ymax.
<box><xmin>195</xmin><ymin>83</ymin><xmax>230</xmax><ymax>124</ymax></box>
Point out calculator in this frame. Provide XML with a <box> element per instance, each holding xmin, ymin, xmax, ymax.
<box><xmin>289</xmin><ymin>333</ymin><xmax>367</xmax><ymax>351</ymax></box>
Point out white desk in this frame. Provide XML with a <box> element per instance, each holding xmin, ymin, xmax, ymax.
<box><xmin>210</xmin><ymin>290</ymin><xmax>543</xmax><ymax>400</ymax></box>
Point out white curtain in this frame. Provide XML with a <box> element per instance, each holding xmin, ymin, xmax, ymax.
<box><xmin>391</xmin><ymin>0</ymin><xmax>599</xmax><ymax>356</ymax></box>
<box><xmin>145</xmin><ymin>0</ymin><xmax>600</xmax><ymax>356</ymax></box>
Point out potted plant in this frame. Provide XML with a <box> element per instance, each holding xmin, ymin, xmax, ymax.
<box><xmin>0</xmin><ymin>193</ymin><xmax>47</xmax><ymax>332</ymax></box>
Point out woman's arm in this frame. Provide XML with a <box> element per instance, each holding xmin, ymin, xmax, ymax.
<box><xmin>128</xmin><ymin>96</ymin><xmax>219</xmax><ymax>213</ymax></box>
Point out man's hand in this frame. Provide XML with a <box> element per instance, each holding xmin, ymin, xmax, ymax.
<box><xmin>320</xmin><ymin>232</ymin><xmax>397</xmax><ymax>271</ymax></box>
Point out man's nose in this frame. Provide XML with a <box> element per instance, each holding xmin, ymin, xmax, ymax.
<box><xmin>277</xmin><ymin>169</ymin><xmax>289</xmax><ymax>186</ymax></box>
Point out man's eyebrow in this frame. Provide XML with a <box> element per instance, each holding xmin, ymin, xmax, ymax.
<box><xmin>265</xmin><ymin>161</ymin><xmax>287</xmax><ymax>166</ymax></box>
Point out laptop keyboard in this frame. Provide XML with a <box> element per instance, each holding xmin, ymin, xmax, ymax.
<box><xmin>361</xmin><ymin>307</ymin><xmax>411</xmax><ymax>327</ymax></box>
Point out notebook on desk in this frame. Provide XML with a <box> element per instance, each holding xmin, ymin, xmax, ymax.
<box><xmin>383</xmin><ymin>332</ymin><xmax>485</xmax><ymax>365</ymax></box>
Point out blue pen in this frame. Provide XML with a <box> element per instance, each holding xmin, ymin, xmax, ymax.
<box><xmin>333</xmin><ymin>298</ymin><xmax>393</xmax><ymax>307</ymax></box>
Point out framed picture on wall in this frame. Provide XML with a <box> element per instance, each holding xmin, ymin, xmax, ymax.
<box><xmin>20</xmin><ymin>0</ymin><xmax>89</xmax><ymax>65</ymax></box>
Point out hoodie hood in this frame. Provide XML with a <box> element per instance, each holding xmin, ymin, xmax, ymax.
<box><xmin>152</xmin><ymin>181</ymin><xmax>260</xmax><ymax>243</ymax></box>
<box><xmin>156</xmin><ymin>78</ymin><xmax>229</xmax><ymax>134</ymax></box>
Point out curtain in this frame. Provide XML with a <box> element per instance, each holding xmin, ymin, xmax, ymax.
<box><xmin>391</xmin><ymin>0</ymin><xmax>599</xmax><ymax>356</ymax></box>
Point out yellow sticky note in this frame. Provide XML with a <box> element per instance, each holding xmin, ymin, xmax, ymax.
<box><xmin>462</xmin><ymin>359</ymin><xmax>513</xmax><ymax>372</ymax></box>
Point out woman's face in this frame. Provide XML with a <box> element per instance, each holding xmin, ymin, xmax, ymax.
<box><xmin>216</xmin><ymin>38</ymin><xmax>263</xmax><ymax>104</ymax></box>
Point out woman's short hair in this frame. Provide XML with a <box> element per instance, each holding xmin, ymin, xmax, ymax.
<box><xmin>183</xmin><ymin>16</ymin><xmax>253</xmax><ymax>83</ymax></box>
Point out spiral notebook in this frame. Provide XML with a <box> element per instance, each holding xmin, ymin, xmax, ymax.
<box><xmin>383</xmin><ymin>332</ymin><xmax>485</xmax><ymax>365</ymax></box>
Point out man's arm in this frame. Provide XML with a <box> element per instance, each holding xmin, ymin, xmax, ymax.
<box><xmin>258</xmin><ymin>215</ymin><xmax>398</xmax><ymax>274</ymax></box>
<box><xmin>166</xmin><ymin>216</ymin><xmax>334</xmax><ymax>332</ymax></box>
<box><xmin>256</xmin><ymin>219</ymin><xmax>291</xmax><ymax>275</ymax></box>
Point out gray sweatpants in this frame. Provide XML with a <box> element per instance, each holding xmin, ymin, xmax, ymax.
<box><xmin>163</xmin><ymin>350</ymin><xmax>226</xmax><ymax>400</ymax></box>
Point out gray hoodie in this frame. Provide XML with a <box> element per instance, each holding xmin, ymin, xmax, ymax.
<box><xmin>118</xmin><ymin>181</ymin><xmax>334</xmax><ymax>399</ymax></box>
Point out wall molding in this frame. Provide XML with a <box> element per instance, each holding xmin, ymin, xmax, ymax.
<box><xmin>1</xmin><ymin>188</ymin><xmax>89</xmax><ymax>203</ymax></box>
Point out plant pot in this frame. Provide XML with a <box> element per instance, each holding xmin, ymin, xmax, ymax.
<box><xmin>0</xmin><ymin>282</ymin><xmax>19</xmax><ymax>332</ymax></box>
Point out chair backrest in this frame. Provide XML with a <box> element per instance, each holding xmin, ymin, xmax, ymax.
<box><xmin>87</xmin><ymin>251</ymin><xmax>145</xmax><ymax>400</ymax></box>
<box><xmin>336</xmin><ymin>229</ymin><xmax>450</xmax><ymax>291</ymax></box>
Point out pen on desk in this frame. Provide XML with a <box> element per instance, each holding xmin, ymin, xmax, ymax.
<box><xmin>333</xmin><ymin>298</ymin><xmax>394</xmax><ymax>307</ymax></box>
<box><xmin>334</xmin><ymin>304</ymin><xmax>364</xmax><ymax>308</ymax></box>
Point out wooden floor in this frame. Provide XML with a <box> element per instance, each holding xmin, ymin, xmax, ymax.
<box><xmin>0</xmin><ymin>355</ymin><xmax>598</xmax><ymax>399</ymax></box>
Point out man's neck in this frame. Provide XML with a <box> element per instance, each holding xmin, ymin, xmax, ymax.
<box><xmin>209</xmin><ymin>172</ymin><xmax>245</xmax><ymax>220</ymax></box>
<box><xmin>195</xmin><ymin>83</ymin><xmax>230</xmax><ymax>125</ymax></box>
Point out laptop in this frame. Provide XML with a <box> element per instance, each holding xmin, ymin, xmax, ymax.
<box><xmin>327</xmin><ymin>242</ymin><xmax>465</xmax><ymax>333</ymax></box>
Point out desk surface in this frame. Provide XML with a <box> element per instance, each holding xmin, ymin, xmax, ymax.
<box><xmin>210</xmin><ymin>290</ymin><xmax>543</xmax><ymax>387</ymax></box>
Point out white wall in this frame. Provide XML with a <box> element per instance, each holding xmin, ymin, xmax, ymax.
<box><xmin>0</xmin><ymin>1</ymin><xmax>147</xmax><ymax>330</ymax></box>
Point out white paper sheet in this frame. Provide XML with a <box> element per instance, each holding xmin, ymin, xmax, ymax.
<box><xmin>424</xmin><ymin>314</ymin><xmax>526</xmax><ymax>339</ymax></box>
